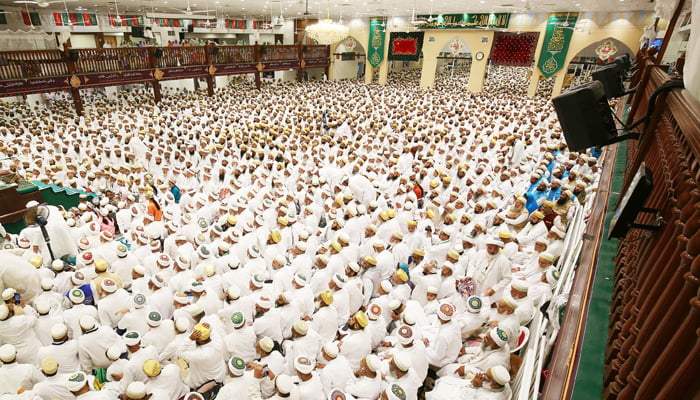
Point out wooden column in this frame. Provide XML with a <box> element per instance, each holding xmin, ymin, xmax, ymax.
<box><xmin>297</xmin><ymin>44</ymin><xmax>304</xmax><ymax>82</ymax></box>
<box><xmin>254</xmin><ymin>42</ymin><xmax>262</xmax><ymax>90</ymax></box>
<box><xmin>63</xmin><ymin>46</ymin><xmax>83</xmax><ymax>116</ymax></box>
<box><xmin>205</xmin><ymin>43</ymin><xmax>215</xmax><ymax>96</ymax></box>
<box><xmin>148</xmin><ymin>47</ymin><xmax>162</xmax><ymax>104</ymax></box>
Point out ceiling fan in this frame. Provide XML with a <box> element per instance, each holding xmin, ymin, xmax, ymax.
<box><xmin>171</xmin><ymin>0</ymin><xmax>214</xmax><ymax>16</ymax></box>
<box><xmin>13</xmin><ymin>0</ymin><xmax>76</xmax><ymax>8</ymax></box>
<box><xmin>108</xmin><ymin>0</ymin><xmax>142</xmax><ymax>25</ymax></box>
<box><xmin>409</xmin><ymin>8</ymin><xmax>427</xmax><ymax>25</ymax></box>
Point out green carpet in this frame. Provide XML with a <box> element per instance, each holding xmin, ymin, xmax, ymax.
<box><xmin>570</xmin><ymin>141</ymin><xmax>627</xmax><ymax>400</ymax></box>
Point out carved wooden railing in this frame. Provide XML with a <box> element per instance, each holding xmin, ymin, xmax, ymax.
<box><xmin>261</xmin><ymin>44</ymin><xmax>299</xmax><ymax>62</ymax></box>
<box><xmin>600</xmin><ymin>58</ymin><xmax>700</xmax><ymax>400</ymax></box>
<box><xmin>541</xmin><ymin>55</ymin><xmax>700</xmax><ymax>399</ymax></box>
<box><xmin>73</xmin><ymin>47</ymin><xmax>150</xmax><ymax>73</ymax></box>
<box><xmin>0</xmin><ymin>49</ymin><xmax>68</xmax><ymax>80</ymax></box>
<box><xmin>156</xmin><ymin>46</ymin><xmax>208</xmax><ymax>68</ymax></box>
<box><xmin>211</xmin><ymin>45</ymin><xmax>256</xmax><ymax>65</ymax></box>
<box><xmin>0</xmin><ymin>44</ymin><xmax>331</xmax><ymax>103</ymax></box>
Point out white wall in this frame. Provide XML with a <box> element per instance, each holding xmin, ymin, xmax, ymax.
<box><xmin>332</xmin><ymin>38</ymin><xmax>365</xmax><ymax>81</ymax></box>
<box><xmin>70</xmin><ymin>33</ymin><xmax>97</xmax><ymax>48</ymax></box>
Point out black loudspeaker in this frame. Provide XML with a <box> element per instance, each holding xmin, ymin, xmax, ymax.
<box><xmin>187</xmin><ymin>24</ymin><xmax>194</xmax><ymax>33</ymax></box>
<box><xmin>179</xmin><ymin>32</ymin><xmax>186</xmax><ymax>41</ymax></box>
<box><xmin>210</xmin><ymin>46</ymin><xmax>219</xmax><ymax>56</ymax></box>
<box><xmin>131</xmin><ymin>26</ymin><xmax>145</xmax><ymax>38</ymax></box>
<box><xmin>68</xmin><ymin>50</ymin><xmax>79</xmax><ymax>62</ymax></box>
<box><xmin>154</xmin><ymin>48</ymin><xmax>163</xmax><ymax>58</ymax></box>
<box><xmin>592</xmin><ymin>64</ymin><xmax>626</xmax><ymax>99</ymax></box>
<box><xmin>552</xmin><ymin>80</ymin><xmax>618</xmax><ymax>152</ymax></box>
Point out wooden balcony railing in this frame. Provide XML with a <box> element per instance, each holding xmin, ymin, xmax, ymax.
<box><xmin>157</xmin><ymin>46</ymin><xmax>208</xmax><ymax>68</ymax></box>
<box><xmin>0</xmin><ymin>49</ymin><xmax>68</xmax><ymax>80</ymax></box>
<box><xmin>0</xmin><ymin>44</ymin><xmax>330</xmax><ymax>105</ymax></box>
<box><xmin>261</xmin><ymin>44</ymin><xmax>299</xmax><ymax>62</ymax></box>
<box><xmin>541</xmin><ymin>53</ymin><xmax>700</xmax><ymax>399</ymax></box>
<box><xmin>211</xmin><ymin>45</ymin><xmax>256</xmax><ymax>64</ymax></box>
<box><xmin>74</xmin><ymin>47</ymin><xmax>151</xmax><ymax>73</ymax></box>
<box><xmin>600</xmin><ymin>57</ymin><xmax>700</xmax><ymax>400</ymax></box>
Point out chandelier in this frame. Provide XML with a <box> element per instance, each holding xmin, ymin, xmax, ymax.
<box><xmin>306</xmin><ymin>19</ymin><xmax>349</xmax><ymax>45</ymax></box>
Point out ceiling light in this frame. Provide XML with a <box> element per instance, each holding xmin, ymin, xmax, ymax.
<box><xmin>307</xmin><ymin>19</ymin><xmax>349</xmax><ymax>45</ymax></box>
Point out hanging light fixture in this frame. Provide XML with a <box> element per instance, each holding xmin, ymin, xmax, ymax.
<box><xmin>306</xmin><ymin>0</ymin><xmax>348</xmax><ymax>45</ymax></box>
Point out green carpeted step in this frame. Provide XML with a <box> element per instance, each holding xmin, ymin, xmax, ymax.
<box><xmin>571</xmin><ymin>140</ymin><xmax>627</xmax><ymax>400</ymax></box>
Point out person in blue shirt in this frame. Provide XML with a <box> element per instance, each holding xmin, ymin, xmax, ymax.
<box><xmin>526</xmin><ymin>173</ymin><xmax>543</xmax><ymax>193</ymax></box>
<box><xmin>589</xmin><ymin>146</ymin><xmax>603</xmax><ymax>159</ymax></box>
<box><xmin>547</xmin><ymin>180</ymin><xmax>563</xmax><ymax>202</ymax></box>
<box><xmin>169</xmin><ymin>178</ymin><xmax>181</xmax><ymax>204</ymax></box>
<box><xmin>526</xmin><ymin>181</ymin><xmax>549</xmax><ymax>213</ymax></box>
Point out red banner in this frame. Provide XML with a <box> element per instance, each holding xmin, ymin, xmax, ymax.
<box><xmin>392</xmin><ymin>39</ymin><xmax>417</xmax><ymax>55</ymax></box>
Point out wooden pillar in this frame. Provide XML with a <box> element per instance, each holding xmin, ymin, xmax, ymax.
<box><xmin>254</xmin><ymin>42</ymin><xmax>262</xmax><ymax>90</ymax></box>
<box><xmin>205</xmin><ymin>43</ymin><xmax>215</xmax><ymax>96</ymax></box>
<box><xmin>148</xmin><ymin>47</ymin><xmax>162</xmax><ymax>104</ymax></box>
<box><xmin>297</xmin><ymin>44</ymin><xmax>304</xmax><ymax>82</ymax></box>
<box><xmin>63</xmin><ymin>46</ymin><xmax>83</xmax><ymax>116</ymax></box>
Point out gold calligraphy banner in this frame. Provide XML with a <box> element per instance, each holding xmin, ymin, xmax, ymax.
<box><xmin>368</xmin><ymin>17</ymin><xmax>387</xmax><ymax>68</ymax></box>
<box><xmin>538</xmin><ymin>13</ymin><xmax>578</xmax><ymax>79</ymax></box>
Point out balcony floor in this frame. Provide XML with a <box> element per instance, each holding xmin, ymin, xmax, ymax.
<box><xmin>571</xmin><ymin>140</ymin><xmax>628</xmax><ymax>400</ymax></box>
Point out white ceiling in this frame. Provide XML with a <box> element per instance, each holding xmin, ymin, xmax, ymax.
<box><xmin>0</xmin><ymin>0</ymin><xmax>656</xmax><ymax>21</ymax></box>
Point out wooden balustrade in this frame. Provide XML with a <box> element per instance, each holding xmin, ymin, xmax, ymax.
<box><xmin>211</xmin><ymin>45</ymin><xmax>256</xmax><ymax>64</ymax></box>
<box><xmin>157</xmin><ymin>46</ymin><xmax>208</xmax><ymax>68</ymax></box>
<box><xmin>303</xmin><ymin>45</ymin><xmax>330</xmax><ymax>60</ymax></box>
<box><xmin>261</xmin><ymin>44</ymin><xmax>299</xmax><ymax>62</ymax></box>
<box><xmin>542</xmin><ymin>54</ymin><xmax>700</xmax><ymax>400</ymax></box>
<box><xmin>73</xmin><ymin>47</ymin><xmax>151</xmax><ymax>73</ymax></box>
<box><xmin>0</xmin><ymin>49</ymin><xmax>68</xmax><ymax>80</ymax></box>
<box><xmin>601</xmin><ymin>58</ymin><xmax>700</xmax><ymax>400</ymax></box>
<box><xmin>0</xmin><ymin>44</ymin><xmax>330</xmax><ymax>111</ymax></box>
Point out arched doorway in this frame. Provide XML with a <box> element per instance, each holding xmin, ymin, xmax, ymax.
<box><xmin>434</xmin><ymin>37</ymin><xmax>472</xmax><ymax>87</ymax></box>
<box><xmin>333</xmin><ymin>37</ymin><xmax>366</xmax><ymax>81</ymax></box>
<box><xmin>563</xmin><ymin>37</ymin><xmax>634</xmax><ymax>90</ymax></box>
<box><xmin>482</xmin><ymin>31</ymin><xmax>540</xmax><ymax>96</ymax></box>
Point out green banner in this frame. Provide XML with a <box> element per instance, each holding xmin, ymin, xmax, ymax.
<box><xmin>368</xmin><ymin>17</ymin><xmax>386</xmax><ymax>69</ymax></box>
<box><xmin>538</xmin><ymin>12</ymin><xmax>578</xmax><ymax>79</ymax></box>
<box><xmin>417</xmin><ymin>13</ymin><xmax>510</xmax><ymax>29</ymax></box>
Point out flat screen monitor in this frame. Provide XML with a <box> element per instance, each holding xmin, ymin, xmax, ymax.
<box><xmin>609</xmin><ymin>162</ymin><xmax>654</xmax><ymax>239</ymax></box>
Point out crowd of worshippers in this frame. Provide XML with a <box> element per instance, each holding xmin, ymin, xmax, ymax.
<box><xmin>0</xmin><ymin>67</ymin><xmax>602</xmax><ymax>400</ymax></box>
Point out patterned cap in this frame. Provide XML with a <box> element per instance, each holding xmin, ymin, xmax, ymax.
<box><xmin>148</xmin><ymin>311</ymin><xmax>162</xmax><ymax>325</ymax></box>
<box><xmin>228</xmin><ymin>357</ymin><xmax>246</xmax><ymax>376</ymax></box>
<box><xmin>133</xmin><ymin>293</ymin><xmax>147</xmax><ymax>307</ymax></box>
<box><xmin>398</xmin><ymin>325</ymin><xmax>414</xmax><ymax>345</ymax></box>
<box><xmin>328</xmin><ymin>389</ymin><xmax>346</xmax><ymax>400</ymax></box>
<box><xmin>467</xmin><ymin>296</ymin><xmax>483</xmax><ymax>313</ymax></box>
<box><xmin>69</xmin><ymin>288</ymin><xmax>85</xmax><ymax>304</ymax></box>
<box><xmin>230</xmin><ymin>312</ymin><xmax>245</xmax><ymax>328</ymax></box>
<box><xmin>489</xmin><ymin>327</ymin><xmax>509</xmax><ymax>347</ymax></box>
<box><xmin>386</xmin><ymin>384</ymin><xmax>407</xmax><ymax>400</ymax></box>
<box><xmin>66</xmin><ymin>371</ymin><xmax>88</xmax><ymax>392</ymax></box>
<box><xmin>437</xmin><ymin>303</ymin><xmax>455</xmax><ymax>321</ymax></box>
